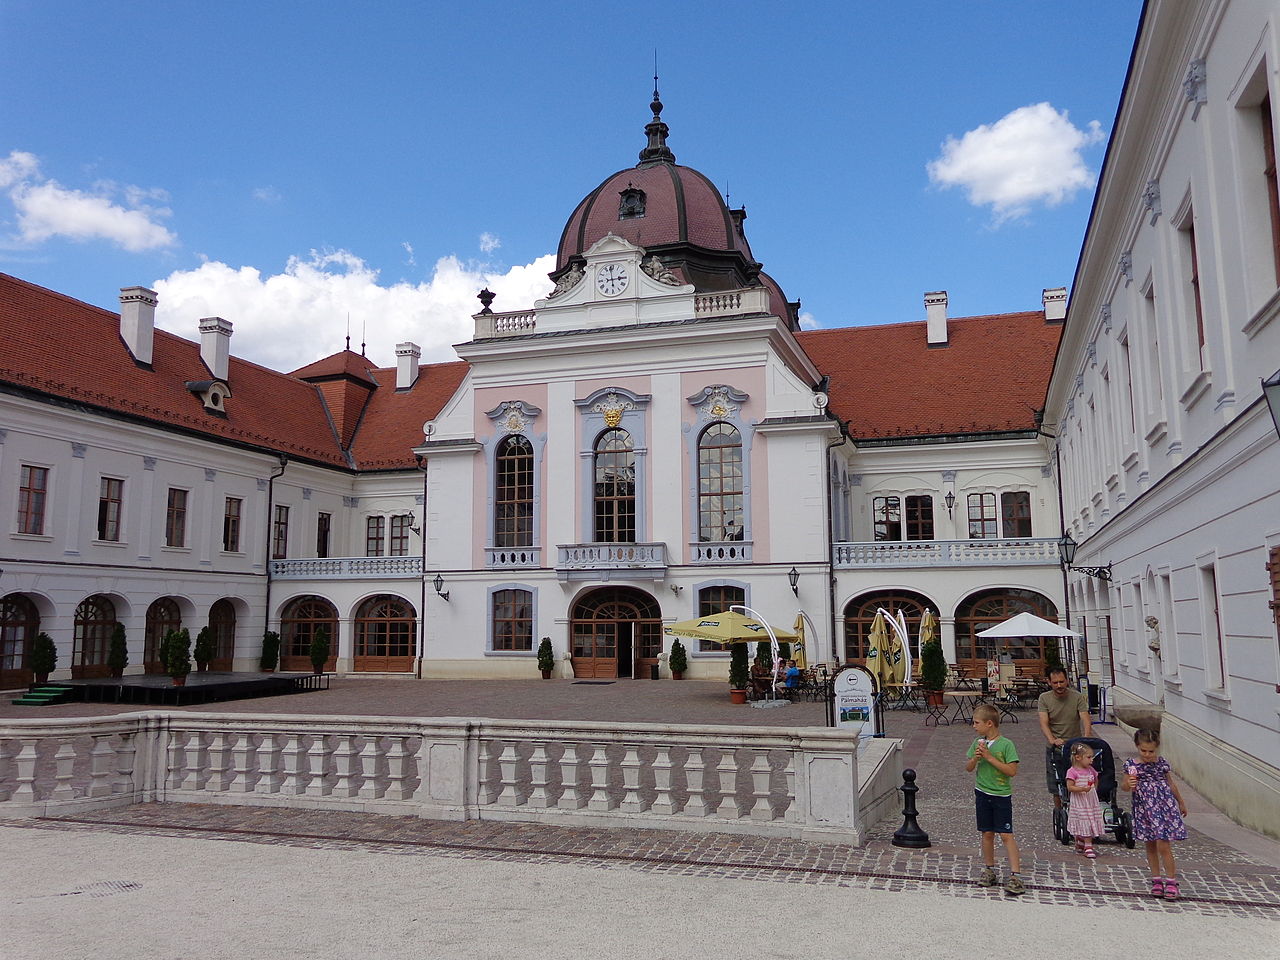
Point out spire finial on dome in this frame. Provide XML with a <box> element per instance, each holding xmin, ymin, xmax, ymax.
<box><xmin>638</xmin><ymin>68</ymin><xmax>675</xmax><ymax>167</ymax></box>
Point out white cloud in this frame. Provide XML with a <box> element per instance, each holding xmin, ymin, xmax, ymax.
<box><xmin>252</xmin><ymin>186</ymin><xmax>282</xmax><ymax>204</ymax></box>
<box><xmin>0</xmin><ymin>149</ymin><xmax>176</xmax><ymax>251</ymax></box>
<box><xmin>798</xmin><ymin>310</ymin><xmax>819</xmax><ymax>331</ymax></box>
<box><xmin>153</xmin><ymin>248</ymin><xmax>557</xmax><ymax>371</ymax></box>
<box><xmin>479</xmin><ymin>232</ymin><xmax>501</xmax><ymax>253</ymax></box>
<box><xmin>926</xmin><ymin>103</ymin><xmax>1105</xmax><ymax>222</ymax></box>
<box><xmin>401</xmin><ymin>241</ymin><xmax>416</xmax><ymax>267</ymax></box>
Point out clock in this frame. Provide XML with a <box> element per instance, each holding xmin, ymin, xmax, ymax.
<box><xmin>596</xmin><ymin>262</ymin><xmax>629</xmax><ymax>297</ymax></box>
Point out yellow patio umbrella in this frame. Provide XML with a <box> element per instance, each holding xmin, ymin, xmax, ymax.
<box><xmin>664</xmin><ymin>610</ymin><xmax>799</xmax><ymax>645</ymax></box>
<box><xmin>885</xmin><ymin>613</ymin><xmax>907</xmax><ymax>685</ymax></box>
<box><xmin>919</xmin><ymin>609</ymin><xmax>939</xmax><ymax>664</ymax></box>
<box><xmin>791</xmin><ymin>613</ymin><xmax>807</xmax><ymax>669</ymax></box>
<box><xmin>865</xmin><ymin>610</ymin><xmax>892</xmax><ymax>690</ymax></box>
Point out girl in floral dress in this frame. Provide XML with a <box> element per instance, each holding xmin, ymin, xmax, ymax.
<box><xmin>1122</xmin><ymin>728</ymin><xmax>1188</xmax><ymax>900</ymax></box>
<box><xmin>1065</xmin><ymin>741</ymin><xmax>1105</xmax><ymax>858</ymax></box>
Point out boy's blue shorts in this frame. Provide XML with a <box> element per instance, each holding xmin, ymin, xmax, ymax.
<box><xmin>975</xmin><ymin>790</ymin><xmax>1014</xmax><ymax>834</ymax></box>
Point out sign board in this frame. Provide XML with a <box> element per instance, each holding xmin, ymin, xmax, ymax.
<box><xmin>832</xmin><ymin>665</ymin><xmax>877</xmax><ymax>738</ymax></box>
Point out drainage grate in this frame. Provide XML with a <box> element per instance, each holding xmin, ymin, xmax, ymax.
<box><xmin>571</xmin><ymin>680</ymin><xmax>616</xmax><ymax>685</ymax></box>
<box><xmin>56</xmin><ymin>880</ymin><xmax>143</xmax><ymax>899</ymax></box>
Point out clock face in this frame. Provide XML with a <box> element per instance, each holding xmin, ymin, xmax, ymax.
<box><xmin>596</xmin><ymin>262</ymin><xmax>629</xmax><ymax>297</ymax></box>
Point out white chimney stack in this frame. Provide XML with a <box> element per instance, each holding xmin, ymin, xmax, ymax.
<box><xmin>119</xmin><ymin>286</ymin><xmax>157</xmax><ymax>365</ymax></box>
<box><xmin>395</xmin><ymin>341</ymin><xmax>421</xmax><ymax>389</ymax></box>
<box><xmin>925</xmin><ymin>290</ymin><xmax>948</xmax><ymax>345</ymax></box>
<box><xmin>1042</xmin><ymin>286</ymin><xmax>1067</xmax><ymax>322</ymax></box>
<box><xmin>199</xmin><ymin>317</ymin><xmax>233</xmax><ymax>381</ymax></box>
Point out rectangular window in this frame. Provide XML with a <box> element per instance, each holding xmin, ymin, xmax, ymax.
<box><xmin>1262</xmin><ymin>95</ymin><xmax>1280</xmax><ymax>285</ymax></box>
<box><xmin>1268</xmin><ymin>546</ymin><xmax>1280</xmax><ymax>672</ymax></box>
<box><xmin>272</xmin><ymin>504</ymin><xmax>289</xmax><ymax>559</ymax></box>
<box><xmin>1120</xmin><ymin>336</ymin><xmax>1136</xmax><ymax>435</ymax></box>
<box><xmin>389</xmin><ymin>514</ymin><xmax>411</xmax><ymax>556</ymax></box>
<box><xmin>365</xmin><ymin>516</ymin><xmax>385</xmax><ymax>556</ymax></box>
<box><xmin>1144</xmin><ymin>287</ymin><xmax>1164</xmax><ymax>409</ymax></box>
<box><xmin>491</xmin><ymin>588</ymin><xmax>533</xmax><ymax>651</ymax></box>
<box><xmin>316</xmin><ymin>512</ymin><xmax>331</xmax><ymax>558</ymax></box>
<box><xmin>1000</xmin><ymin>491</ymin><xmax>1031</xmax><ymax>538</ymax></box>
<box><xmin>698</xmin><ymin>584</ymin><xmax>744</xmax><ymax>652</ymax></box>
<box><xmin>17</xmin><ymin>464</ymin><xmax>48</xmax><ymax>535</ymax></box>
<box><xmin>97</xmin><ymin>477</ymin><xmax>123</xmax><ymax>542</ymax></box>
<box><xmin>165</xmin><ymin>488</ymin><xmax>188</xmax><ymax>547</ymax></box>
<box><xmin>904</xmin><ymin>495</ymin><xmax>933</xmax><ymax>541</ymax></box>
<box><xmin>966</xmin><ymin>493</ymin><xmax>996</xmax><ymax>539</ymax></box>
<box><xmin>223</xmin><ymin>497</ymin><xmax>242</xmax><ymax>552</ymax></box>
<box><xmin>872</xmin><ymin>496</ymin><xmax>901</xmax><ymax>541</ymax></box>
<box><xmin>1184</xmin><ymin>220</ymin><xmax>1206</xmax><ymax>369</ymax></box>
<box><xmin>1200</xmin><ymin>562</ymin><xmax>1226</xmax><ymax>690</ymax></box>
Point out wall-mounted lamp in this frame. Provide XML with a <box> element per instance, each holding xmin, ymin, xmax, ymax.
<box><xmin>787</xmin><ymin>566</ymin><xmax>800</xmax><ymax>596</ymax></box>
<box><xmin>432</xmin><ymin>572</ymin><xmax>450</xmax><ymax>602</ymax></box>
<box><xmin>408</xmin><ymin>510</ymin><xmax>421</xmax><ymax>535</ymax></box>
<box><xmin>1263</xmin><ymin>369</ymin><xmax>1280</xmax><ymax>440</ymax></box>
<box><xmin>944</xmin><ymin>490</ymin><xmax>956</xmax><ymax>516</ymax></box>
<box><xmin>1058</xmin><ymin>532</ymin><xmax>1112</xmax><ymax>581</ymax></box>
<box><xmin>670</xmin><ymin>584</ymin><xmax>683</xmax><ymax>596</ymax></box>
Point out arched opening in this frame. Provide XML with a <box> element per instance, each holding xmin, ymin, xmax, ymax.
<box><xmin>954</xmin><ymin>588</ymin><xmax>1059</xmax><ymax>674</ymax></box>
<box><xmin>73</xmin><ymin>595</ymin><xmax>116</xmax><ymax>679</ymax></box>
<box><xmin>1</xmin><ymin>593</ymin><xmax>40</xmax><ymax>687</ymax></box>
<box><xmin>353</xmin><ymin>594</ymin><xmax>416</xmax><ymax>673</ymax></box>
<box><xmin>280</xmin><ymin>596</ymin><xmax>338</xmax><ymax>672</ymax></box>
<box><xmin>570</xmin><ymin>586</ymin><xmax>661</xmax><ymax>679</ymax></box>
<box><xmin>697</xmin><ymin>422</ymin><xmax>743</xmax><ymax>542</ymax></box>
<box><xmin>593</xmin><ymin>429</ymin><xmax>635</xmax><ymax>543</ymax></box>
<box><xmin>144</xmin><ymin>598</ymin><xmax>183</xmax><ymax>674</ymax></box>
<box><xmin>842</xmin><ymin>590</ymin><xmax>933</xmax><ymax>665</ymax></box>
<box><xmin>209</xmin><ymin>598</ymin><xmax>236</xmax><ymax>671</ymax></box>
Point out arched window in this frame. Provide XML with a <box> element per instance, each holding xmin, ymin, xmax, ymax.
<box><xmin>209</xmin><ymin>598</ymin><xmax>236</xmax><ymax>669</ymax></box>
<box><xmin>144</xmin><ymin>597</ymin><xmax>182</xmax><ymax>674</ymax></box>
<box><xmin>491</xmin><ymin>588</ymin><xmax>533</xmax><ymax>652</ymax></box>
<box><xmin>495</xmin><ymin>435</ymin><xmax>534</xmax><ymax>547</ymax></box>
<box><xmin>74</xmin><ymin>595</ymin><xmax>116</xmax><ymax>678</ymax></box>
<box><xmin>354</xmin><ymin>594</ymin><xmax>416</xmax><ymax>672</ymax></box>
<box><xmin>843</xmin><ymin>590</ymin><xmax>931</xmax><ymax>663</ymax></box>
<box><xmin>0</xmin><ymin>593</ymin><xmax>40</xmax><ymax>686</ymax></box>
<box><xmin>594</xmin><ymin>429</ymin><xmax>635</xmax><ymax>543</ymax></box>
<box><xmin>954</xmin><ymin>588</ymin><xmax>1058</xmax><ymax>668</ymax></box>
<box><xmin>279</xmin><ymin>595</ymin><xmax>338</xmax><ymax>672</ymax></box>
<box><xmin>697</xmin><ymin>423</ymin><xmax>743</xmax><ymax>542</ymax></box>
<box><xmin>695</xmin><ymin>584</ymin><xmax>744</xmax><ymax>652</ymax></box>
<box><xmin>570</xmin><ymin>586</ymin><xmax>662</xmax><ymax>679</ymax></box>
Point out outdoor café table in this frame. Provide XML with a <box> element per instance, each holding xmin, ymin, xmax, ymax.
<box><xmin>923</xmin><ymin>693</ymin><xmax>951</xmax><ymax>726</ymax></box>
<box><xmin>951</xmin><ymin>665</ymin><xmax>981</xmax><ymax>690</ymax></box>
<box><xmin>944</xmin><ymin>690</ymin><xmax>984</xmax><ymax>725</ymax></box>
<box><xmin>878</xmin><ymin>683</ymin><xmax>921</xmax><ymax>712</ymax></box>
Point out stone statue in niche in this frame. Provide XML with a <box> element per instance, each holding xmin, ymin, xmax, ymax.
<box><xmin>641</xmin><ymin>254</ymin><xmax>680</xmax><ymax>286</ymax></box>
<box><xmin>548</xmin><ymin>264</ymin><xmax>584</xmax><ymax>299</ymax></box>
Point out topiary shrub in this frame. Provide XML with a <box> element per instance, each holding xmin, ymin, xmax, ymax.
<box><xmin>537</xmin><ymin>637</ymin><xmax>555</xmax><ymax>677</ymax></box>
<box><xmin>193</xmin><ymin>626</ymin><xmax>215</xmax><ymax>669</ymax></box>
<box><xmin>31</xmin><ymin>632</ymin><xmax>58</xmax><ymax>681</ymax></box>
<box><xmin>309</xmin><ymin>626</ymin><xmax>330</xmax><ymax>674</ymax></box>
<box><xmin>668</xmin><ymin>638</ymin><xmax>688</xmax><ymax>677</ymax></box>
<box><xmin>108</xmin><ymin>622</ymin><xmax>129</xmax><ymax>677</ymax></box>
<box><xmin>164</xmin><ymin>628</ymin><xmax>192</xmax><ymax>680</ymax></box>
<box><xmin>729</xmin><ymin>643</ymin><xmax>750</xmax><ymax>690</ymax></box>
<box><xmin>921</xmin><ymin>637</ymin><xmax>947</xmax><ymax>691</ymax></box>
<box><xmin>259</xmin><ymin>631</ymin><xmax>280</xmax><ymax>671</ymax></box>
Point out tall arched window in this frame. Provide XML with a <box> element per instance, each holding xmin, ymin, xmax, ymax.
<box><xmin>697</xmin><ymin>423</ymin><xmax>743</xmax><ymax>542</ymax></box>
<box><xmin>594</xmin><ymin>429</ymin><xmax>635</xmax><ymax>543</ymax></box>
<box><xmin>495</xmin><ymin>434</ymin><xmax>534</xmax><ymax>547</ymax></box>
<box><xmin>74</xmin><ymin>595</ymin><xmax>116</xmax><ymax>678</ymax></box>
<box><xmin>491</xmin><ymin>588</ymin><xmax>533</xmax><ymax>652</ymax></box>
<box><xmin>279</xmin><ymin>595</ymin><xmax>338</xmax><ymax>672</ymax></box>
<box><xmin>144</xmin><ymin>597</ymin><xmax>182</xmax><ymax>674</ymax></box>
<box><xmin>954</xmin><ymin>588</ymin><xmax>1058</xmax><ymax>669</ymax></box>
<box><xmin>354</xmin><ymin>594</ymin><xmax>415</xmax><ymax>672</ymax></box>
<box><xmin>209</xmin><ymin>598</ymin><xmax>236</xmax><ymax>670</ymax></box>
<box><xmin>843</xmin><ymin>590</ymin><xmax>932</xmax><ymax>662</ymax></box>
<box><xmin>1</xmin><ymin>593</ymin><xmax>40</xmax><ymax>686</ymax></box>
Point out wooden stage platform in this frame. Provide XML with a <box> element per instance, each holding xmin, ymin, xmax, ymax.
<box><xmin>59</xmin><ymin>671</ymin><xmax>330</xmax><ymax>707</ymax></box>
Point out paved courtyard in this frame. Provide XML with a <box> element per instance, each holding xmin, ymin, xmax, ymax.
<box><xmin>3</xmin><ymin>676</ymin><xmax>1278</xmax><ymax>945</ymax></box>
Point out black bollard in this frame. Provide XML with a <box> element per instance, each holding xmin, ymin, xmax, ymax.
<box><xmin>891</xmin><ymin>767</ymin><xmax>932</xmax><ymax>848</ymax></box>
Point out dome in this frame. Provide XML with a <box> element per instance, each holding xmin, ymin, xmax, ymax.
<box><xmin>550</xmin><ymin>90</ymin><xmax>796</xmax><ymax>325</ymax></box>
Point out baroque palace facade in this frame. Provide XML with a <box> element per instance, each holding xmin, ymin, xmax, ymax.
<box><xmin>0</xmin><ymin>0</ymin><xmax>1275</xmax><ymax>834</ymax></box>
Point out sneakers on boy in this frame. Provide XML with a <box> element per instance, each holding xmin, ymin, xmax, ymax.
<box><xmin>1004</xmin><ymin>874</ymin><xmax>1026</xmax><ymax>895</ymax></box>
<box><xmin>977</xmin><ymin>866</ymin><xmax>998</xmax><ymax>887</ymax></box>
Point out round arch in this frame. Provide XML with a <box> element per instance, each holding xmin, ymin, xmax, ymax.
<box><xmin>954</xmin><ymin>587</ymin><xmax>1059</xmax><ymax>673</ymax></box>
<box><xmin>1</xmin><ymin>593</ymin><xmax>42</xmax><ymax>686</ymax></box>
<box><xmin>279</xmin><ymin>595</ymin><xmax>338</xmax><ymax>673</ymax></box>
<box><xmin>570</xmin><ymin>586</ymin><xmax>661</xmax><ymax>679</ymax></box>
<box><xmin>841</xmin><ymin>589</ymin><xmax>935</xmax><ymax>665</ymax></box>
<box><xmin>73</xmin><ymin>594</ymin><xmax>121</xmax><ymax>679</ymax></box>
<box><xmin>352</xmin><ymin>594</ymin><xmax>416</xmax><ymax>673</ymax></box>
<box><xmin>143</xmin><ymin>597</ymin><xmax>184</xmax><ymax>674</ymax></box>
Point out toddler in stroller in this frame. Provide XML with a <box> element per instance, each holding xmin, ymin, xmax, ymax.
<box><xmin>1052</xmin><ymin>736</ymin><xmax>1134</xmax><ymax>849</ymax></box>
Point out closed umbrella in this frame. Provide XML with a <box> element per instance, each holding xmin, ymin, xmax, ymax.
<box><xmin>865</xmin><ymin>611</ymin><xmax>892</xmax><ymax>690</ymax></box>
<box><xmin>791</xmin><ymin>613</ymin><xmax>807</xmax><ymax>669</ymax></box>
<box><xmin>918</xmin><ymin>609</ymin><xmax>939</xmax><ymax>682</ymax></box>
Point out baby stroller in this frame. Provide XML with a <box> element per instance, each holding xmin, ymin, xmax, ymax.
<box><xmin>1051</xmin><ymin>736</ymin><xmax>1135</xmax><ymax>848</ymax></box>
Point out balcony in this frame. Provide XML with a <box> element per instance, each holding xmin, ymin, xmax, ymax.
<box><xmin>833</xmin><ymin>538</ymin><xmax>1060</xmax><ymax>569</ymax></box>
<box><xmin>485</xmin><ymin>546</ymin><xmax>542</xmax><ymax>569</ymax></box>
<box><xmin>270</xmin><ymin>556</ymin><xmax>424</xmax><ymax>580</ymax></box>
<box><xmin>474</xmin><ymin>309</ymin><xmax>537</xmax><ymax>340</ymax></box>
<box><xmin>690</xmin><ymin>540</ymin><xmax>753</xmax><ymax>564</ymax></box>
<box><xmin>555</xmin><ymin>542</ymin><xmax>669</xmax><ymax>581</ymax></box>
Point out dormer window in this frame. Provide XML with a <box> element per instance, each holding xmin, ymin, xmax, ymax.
<box><xmin>185</xmin><ymin>379</ymin><xmax>232</xmax><ymax>416</ymax></box>
<box><xmin>618</xmin><ymin>186</ymin><xmax>646</xmax><ymax>220</ymax></box>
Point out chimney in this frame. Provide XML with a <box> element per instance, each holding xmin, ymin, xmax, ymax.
<box><xmin>119</xmin><ymin>286</ymin><xmax>157</xmax><ymax>365</ymax></box>
<box><xmin>395</xmin><ymin>341</ymin><xmax>421</xmax><ymax>389</ymax></box>
<box><xmin>925</xmin><ymin>290</ymin><xmax>948</xmax><ymax>345</ymax></box>
<box><xmin>199</xmin><ymin>317</ymin><xmax>233</xmax><ymax>381</ymax></box>
<box><xmin>1042</xmin><ymin>286</ymin><xmax>1068</xmax><ymax>322</ymax></box>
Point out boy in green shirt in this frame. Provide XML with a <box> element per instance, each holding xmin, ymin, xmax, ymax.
<box><xmin>965</xmin><ymin>702</ymin><xmax>1024</xmax><ymax>895</ymax></box>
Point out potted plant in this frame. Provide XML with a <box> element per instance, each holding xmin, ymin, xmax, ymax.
<box><xmin>260</xmin><ymin>631</ymin><xmax>281</xmax><ymax>672</ymax></box>
<box><xmin>668</xmin><ymin>638</ymin><xmax>688</xmax><ymax>680</ymax></box>
<box><xmin>309</xmin><ymin>626</ymin><xmax>330</xmax><ymax>675</ymax></box>
<box><xmin>921</xmin><ymin>636</ymin><xmax>947</xmax><ymax>706</ymax></box>
<box><xmin>164</xmin><ymin>627</ymin><xmax>192</xmax><ymax>686</ymax></box>
<box><xmin>193</xmin><ymin>626</ymin><xmax>215</xmax><ymax>672</ymax></box>
<box><xmin>31</xmin><ymin>632</ymin><xmax>57</xmax><ymax>684</ymax></box>
<box><xmin>107</xmin><ymin>622</ymin><xmax>128</xmax><ymax>679</ymax></box>
<box><xmin>728</xmin><ymin>642</ymin><xmax>750</xmax><ymax>704</ymax></box>
<box><xmin>536</xmin><ymin>636</ymin><xmax>555</xmax><ymax>679</ymax></box>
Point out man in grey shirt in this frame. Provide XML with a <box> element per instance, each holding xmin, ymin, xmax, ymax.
<box><xmin>1037</xmin><ymin>667</ymin><xmax>1092</xmax><ymax>807</ymax></box>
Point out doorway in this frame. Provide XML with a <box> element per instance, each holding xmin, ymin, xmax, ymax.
<box><xmin>570</xmin><ymin>587</ymin><xmax>661</xmax><ymax>679</ymax></box>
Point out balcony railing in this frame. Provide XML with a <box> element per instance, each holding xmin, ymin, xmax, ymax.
<box><xmin>270</xmin><ymin>556</ymin><xmax>424</xmax><ymax>580</ymax></box>
<box><xmin>485</xmin><ymin>546</ymin><xmax>542</xmax><ymax>568</ymax></box>
<box><xmin>690</xmin><ymin>540</ymin><xmax>753</xmax><ymax>564</ymax></box>
<box><xmin>556</xmin><ymin>542</ymin><xmax>668</xmax><ymax>580</ymax></box>
<box><xmin>833</xmin><ymin>538</ymin><xmax>1060</xmax><ymax>569</ymax></box>
<box><xmin>474</xmin><ymin>309</ymin><xmax>537</xmax><ymax>340</ymax></box>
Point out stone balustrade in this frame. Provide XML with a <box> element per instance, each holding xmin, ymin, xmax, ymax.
<box><xmin>484</xmin><ymin>546</ymin><xmax>542</xmax><ymax>568</ymax></box>
<box><xmin>0</xmin><ymin>712</ymin><xmax>877</xmax><ymax>843</ymax></box>
<box><xmin>474</xmin><ymin>310</ymin><xmax>537</xmax><ymax>339</ymax></box>
<box><xmin>694</xmin><ymin>287</ymin><xmax>771</xmax><ymax>317</ymax></box>
<box><xmin>690</xmin><ymin>540</ymin><xmax>753</xmax><ymax>563</ymax></box>
<box><xmin>833</xmin><ymin>537</ymin><xmax>1060</xmax><ymax>568</ymax></box>
<box><xmin>555</xmin><ymin>542</ymin><xmax>668</xmax><ymax>580</ymax></box>
<box><xmin>270</xmin><ymin>556</ymin><xmax>423</xmax><ymax>580</ymax></box>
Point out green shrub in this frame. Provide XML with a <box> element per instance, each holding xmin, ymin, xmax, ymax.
<box><xmin>537</xmin><ymin>636</ymin><xmax>555</xmax><ymax>673</ymax></box>
<box><xmin>309</xmin><ymin>626</ymin><xmax>330</xmax><ymax>671</ymax></box>
<box><xmin>259</xmin><ymin>631</ymin><xmax>281</xmax><ymax>671</ymax></box>
<box><xmin>193</xmin><ymin>626</ymin><xmax>215</xmax><ymax>665</ymax></box>
<box><xmin>921</xmin><ymin>638</ymin><xmax>947</xmax><ymax>691</ymax></box>
<box><xmin>668</xmin><ymin>638</ymin><xmax>688</xmax><ymax>675</ymax></box>
<box><xmin>31</xmin><ymin>632</ymin><xmax>58</xmax><ymax>677</ymax></box>
<box><xmin>163</xmin><ymin>628</ymin><xmax>192</xmax><ymax>679</ymax></box>
<box><xmin>729</xmin><ymin>643</ymin><xmax>750</xmax><ymax>689</ymax></box>
<box><xmin>108</xmin><ymin>622</ymin><xmax>129</xmax><ymax>674</ymax></box>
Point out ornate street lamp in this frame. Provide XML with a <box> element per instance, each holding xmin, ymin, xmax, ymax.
<box><xmin>432</xmin><ymin>573</ymin><xmax>450</xmax><ymax>602</ymax></box>
<box><xmin>1058</xmin><ymin>531</ymin><xmax>1112</xmax><ymax>581</ymax></box>
<box><xmin>787</xmin><ymin>566</ymin><xmax>800</xmax><ymax>596</ymax></box>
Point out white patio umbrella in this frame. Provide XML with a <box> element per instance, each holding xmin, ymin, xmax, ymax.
<box><xmin>976</xmin><ymin>612</ymin><xmax>1081</xmax><ymax>639</ymax></box>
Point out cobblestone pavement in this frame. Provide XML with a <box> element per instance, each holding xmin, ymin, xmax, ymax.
<box><xmin>5</xmin><ymin>678</ymin><xmax>1278</xmax><ymax>921</ymax></box>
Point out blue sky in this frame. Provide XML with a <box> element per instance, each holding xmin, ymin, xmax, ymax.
<box><xmin>0</xmin><ymin>1</ymin><xmax>1143</xmax><ymax>371</ymax></box>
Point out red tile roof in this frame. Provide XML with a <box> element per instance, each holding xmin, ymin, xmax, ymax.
<box><xmin>349</xmin><ymin>361</ymin><xmax>469</xmax><ymax>470</ymax></box>
<box><xmin>795</xmin><ymin>312</ymin><xmax>1061</xmax><ymax>440</ymax></box>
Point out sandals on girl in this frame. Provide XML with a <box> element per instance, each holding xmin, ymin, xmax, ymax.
<box><xmin>1151</xmin><ymin>878</ymin><xmax>1165</xmax><ymax>897</ymax></box>
<box><xmin>1084</xmin><ymin>844</ymin><xmax>1097</xmax><ymax>859</ymax></box>
<box><xmin>1163</xmin><ymin>879</ymin><xmax>1180</xmax><ymax>901</ymax></box>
